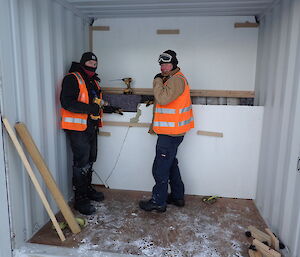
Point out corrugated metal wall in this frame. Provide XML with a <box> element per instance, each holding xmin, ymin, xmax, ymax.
<box><xmin>0</xmin><ymin>0</ymin><xmax>88</xmax><ymax>249</ymax></box>
<box><xmin>255</xmin><ymin>0</ymin><xmax>300</xmax><ymax>256</ymax></box>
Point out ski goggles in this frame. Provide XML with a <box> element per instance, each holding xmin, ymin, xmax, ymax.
<box><xmin>158</xmin><ymin>53</ymin><xmax>172</xmax><ymax>63</ymax></box>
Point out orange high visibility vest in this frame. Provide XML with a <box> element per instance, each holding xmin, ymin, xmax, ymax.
<box><xmin>153</xmin><ymin>71</ymin><xmax>194</xmax><ymax>135</ymax></box>
<box><xmin>61</xmin><ymin>72</ymin><xmax>103</xmax><ymax>131</ymax></box>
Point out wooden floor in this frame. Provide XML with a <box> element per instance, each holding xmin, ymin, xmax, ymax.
<box><xmin>29</xmin><ymin>187</ymin><xmax>267</xmax><ymax>257</ymax></box>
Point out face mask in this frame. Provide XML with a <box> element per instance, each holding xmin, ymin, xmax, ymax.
<box><xmin>83</xmin><ymin>65</ymin><xmax>97</xmax><ymax>73</ymax></box>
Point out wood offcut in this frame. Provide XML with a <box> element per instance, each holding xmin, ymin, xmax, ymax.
<box><xmin>157</xmin><ymin>29</ymin><xmax>180</xmax><ymax>34</ymax></box>
<box><xmin>197</xmin><ymin>130</ymin><xmax>223</xmax><ymax>138</ymax></box>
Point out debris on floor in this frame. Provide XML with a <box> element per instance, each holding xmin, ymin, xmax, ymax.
<box><xmin>29</xmin><ymin>188</ymin><xmax>268</xmax><ymax>257</ymax></box>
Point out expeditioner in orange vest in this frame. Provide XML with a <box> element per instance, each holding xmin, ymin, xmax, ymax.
<box><xmin>139</xmin><ymin>50</ymin><xmax>194</xmax><ymax>213</ymax></box>
<box><xmin>60</xmin><ymin>52</ymin><xmax>123</xmax><ymax>215</ymax></box>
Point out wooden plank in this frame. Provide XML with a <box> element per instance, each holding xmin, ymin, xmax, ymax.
<box><xmin>190</xmin><ymin>90</ymin><xmax>255</xmax><ymax>98</ymax></box>
<box><xmin>197</xmin><ymin>130</ymin><xmax>223</xmax><ymax>138</ymax></box>
<box><xmin>103</xmin><ymin>121</ymin><xmax>150</xmax><ymax>127</ymax></box>
<box><xmin>2</xmin><ymin>118</ymin><xmax>66</xmax><ymax>241</ymax></box>
<box><xmin>92</xmin><ymin>26</ymin><xmax>110</xmax><ymax>31</ymax></box>
<box><xmin>265</xmin><ymin>228</ymin><xmax>280</xmax><ymax>251</ymax></box>
<box><xmin>248</xmin><ymin>225</ymin><xmax>272</xmax><ymax>246</ymax></box>
<box><xmin>252</xmin><ymin>239</ymin><xmax>281</xmax><ymax>257</ymax></box>
<box><xmin>101</xmin><ymin>87</ymin><xmax>255</xmax><ymax>98</ymax></box>
<box><xmin>14</xmin><ymin>123</ymin><xmax>81</xmax><ymax>235</ymax></box>
<box><xmin>99</xmin><ymin>131</ymin><xmax>111</xmax><ymax>136</ymax></box>
<box><xmin>248</xmin><ymin>249</ymin><xmax>263</xmax><ymax>257</ymax></box>
<box><xmin>157</xmin><ymin>29</ymin><xmax>180</xmax><ymax>34</ymax></box>
<box><xmin>235</xmin><ymin>22</ymin><xmax>259</xmax><ymax>28</ymax></box>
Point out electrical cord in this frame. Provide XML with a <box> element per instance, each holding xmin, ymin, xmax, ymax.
<box><xmin>104</xmin><ymin>126</ymin><xmax>130</xmax><ymax>186</ymax></box>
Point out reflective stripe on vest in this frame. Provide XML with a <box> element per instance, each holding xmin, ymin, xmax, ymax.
<box><xmin>153</xmin><ymin>121</ymin><xmax>176</xmax><ymax>127</ymax></box>
<box><xmin>153</xmin><ymin>71</ymin><xmax>194</xmax><ymax>135</ymax></box>
<box><xmin>178</xmin><ymin>117</ymin><xmax>194</xmax><ymax>127</ymax></box>
<box><xmin>63</xmin><ymin>117</ymin><xmax>87</xmax><ymax>125</ymax></box>
<box><xmin>179</xmin><ymin>105</ymin><xmax>192</xmax><ymax>114</ymax></box>
<box><xmin>155</xmin><ymin>107</ymin><xmax>176</xmax><ymax>114</ymax></box>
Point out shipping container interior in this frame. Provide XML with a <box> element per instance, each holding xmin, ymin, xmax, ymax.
<box><xmin>1</xmin><ymin>0</ymin><xmax>300</xmax><ymax>256</ymax></box>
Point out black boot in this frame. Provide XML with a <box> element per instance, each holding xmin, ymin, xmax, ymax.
<box><xmin>167</xmin><ymin>194</ymin><xmax>185</xmax><ymax>207</ymax></box>
<box><xmin>73</xmin><ymin>167</ymin><xmax>96</xmax><ymax>215</ymax></box>
<box><xmin>87</xmin><ymin>164</ymin><xmax>104</xmax><ymax>202</ymax></box>
<box><xmin>139</xmin><ymin>199</ymin><xmax>166</xmax><ymax>212</ymax></box>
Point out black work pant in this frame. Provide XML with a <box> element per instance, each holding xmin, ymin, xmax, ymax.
<box><xmin>152</xmin><ymin>134</ymin><xmax>185</xmax><ymax>206</ymax></box>
<box><xmin>66</xmin><ymin>128</ymin><xmax>98</xmax><ymax>168</ymax></box>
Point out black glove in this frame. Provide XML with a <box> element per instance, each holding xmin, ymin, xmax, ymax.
<box><xmin>104</xmin><ymin>106</ymin><xmax>123</xmax><ymax>115</ymax></box>
<box><xmin>154</xmin><ymin>73</ymin><xmax>163</xmax><ymax>80</ymax></box>
<box><xmin>89</xmin><ymin>103</ymin><xmax>100</xmax><ymax>115</ymax></box>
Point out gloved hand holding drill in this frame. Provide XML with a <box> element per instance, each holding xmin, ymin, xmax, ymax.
<box><xmin>90</xmin><ymin>96</ymin><xmax>123</xmax><ymax>119</ymax></box>
<box><xmin>90</xmin><ymin>97</ymin><xmax>109</xmax><ymax>120</ymax></box>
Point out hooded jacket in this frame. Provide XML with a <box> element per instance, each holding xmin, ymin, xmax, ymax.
<box><xmin>60</xmin><ymin>62</ymin><xmax>102</xmax><ymax>131</ymax></box>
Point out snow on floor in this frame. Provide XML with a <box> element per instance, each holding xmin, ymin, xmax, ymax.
<box><xmin>28</xmin><ymin>190</ymin><xmax>267</xmax><ymax>257</ymax></box>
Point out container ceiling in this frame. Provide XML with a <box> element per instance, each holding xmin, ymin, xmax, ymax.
<box><xmin>63</xmin><ymin>0</ymin><xmax>279</xmax><ymax>19</ymax></box>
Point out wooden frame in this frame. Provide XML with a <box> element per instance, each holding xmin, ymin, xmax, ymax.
<box><xmin>101</xmin><ymin>87</ymin><xmax>255</xmax><ymax>98</ymax></box>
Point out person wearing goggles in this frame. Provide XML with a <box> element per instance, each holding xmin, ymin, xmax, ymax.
<box><xmin>158</xmin><ymin>52</ymin><xmax>173</xmax><ymax>63</ymax></box>
<box><xmin>139</xmin><ymin>50</ymin><xmax>194</xmax><ymax>213</ymax></box>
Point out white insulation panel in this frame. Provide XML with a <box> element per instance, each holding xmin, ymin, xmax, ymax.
<box><xmin>94</xmin><ymin>105</ymin><xmax>264</xmax><ymax>199</ymax></box>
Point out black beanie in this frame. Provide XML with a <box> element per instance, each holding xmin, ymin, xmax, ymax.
<box><xmin>161</xmin><ymin>50</ymin><xmax>178</xmax><ymax>68</ymax></box>
<box><xmin>80</xmin><ymin>52</ymin><xmax>98</xmax><ymax>65</ymax></box>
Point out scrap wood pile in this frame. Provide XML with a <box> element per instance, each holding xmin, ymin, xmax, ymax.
<box><xmin>246</xmin><ymin>225</ymin><xmax>285</xmax><ymax>257</ymax></box>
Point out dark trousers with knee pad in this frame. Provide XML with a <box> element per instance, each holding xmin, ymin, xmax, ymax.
<box><xmin>152</xmin><ymin>135</ymin><xmax>185</xmax><ymax>206</ymax></box>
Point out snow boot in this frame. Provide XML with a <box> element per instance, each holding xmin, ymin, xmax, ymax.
<box><xmin>73</xmin><ymin>166</ymin><xmax>96</xmax><ymax>215</ymax></box>
<box><xmin>87</xmin><ymin>164</ymin><xmax>104</xmax><ymax>202</ymax></box>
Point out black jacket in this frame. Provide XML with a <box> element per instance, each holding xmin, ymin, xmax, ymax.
<box><xmin>60</xmin><ymin>62</ymin><xmax>102</xmax><ymax>130</ymax></box>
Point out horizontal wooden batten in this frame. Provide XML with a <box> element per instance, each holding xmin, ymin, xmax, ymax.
<box><xmin>92</xmin><ymin>26</ymin><xmax>110</xmax><ymax>31</ymax></box>
<box><xmin>103</xmin><ymin>121</ymin><xmax>150</xmax><ymax>127</ymax></box>
<box><xmin>101</xmin><ymin>87</ymin><xmax>255</xmax><ymax>98</ymax></box>
<box><xmin>157</xmin><ymin>29</ymin><xmax>180</xmax><ymax>34</ymax></box>
<box><xmin>234</xmin><ymin>22</ymin><xmax>259</xmax><ymax>28</ymax></box>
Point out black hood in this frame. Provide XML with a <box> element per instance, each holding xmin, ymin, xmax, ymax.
<box><xmin>68</xmin><ymin>62</ymin><xmax>100</xmax><ymax>81</ymax></box>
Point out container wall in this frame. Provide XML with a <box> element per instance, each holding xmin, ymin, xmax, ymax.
<box><xmin>255</xmin><ymin>0</ymin><xmax>300</xmax><ymax>255</ymax></box>
<box><xmin>93</xmin><ymin>16</ymin><xmax>258</xmax><ymax>91</ymax></box>
<box><xmin>0</xmin><ymin>0</ymin><xmax>88</xmax><ymax>249</ymax></box>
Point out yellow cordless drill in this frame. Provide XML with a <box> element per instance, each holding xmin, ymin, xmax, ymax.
<box><xmin>90</xmin><ymin>97</ymin><xmax>108</xmax><ymax>120</ymax></box>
